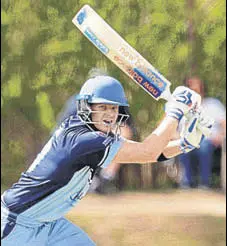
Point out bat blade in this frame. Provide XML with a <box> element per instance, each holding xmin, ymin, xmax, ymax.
<box><xmin>72</xmin><ymin>4</ymin><xmax>172</xmax><ymax>101</ymax></box>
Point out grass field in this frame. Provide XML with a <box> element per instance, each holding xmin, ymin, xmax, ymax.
<box><xmin>66</xmin><ymin>190</ymin><xmax>226</xmax><ymax>246</ymax></box>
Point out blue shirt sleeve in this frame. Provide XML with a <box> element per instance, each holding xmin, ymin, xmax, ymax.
<box><xmin>101</xmin><ymin>136</ymin><xmax>124</xmax><ymax>168</ymax></box>
<box><xmin>69</xmin><ymin>131</ymin><xmax>114</xmax><ymax>157</ymax></box>
<box><xmin>68</xmin><ymin>131</ymin><xmax>124</xmax><ymax>168</ymax></box>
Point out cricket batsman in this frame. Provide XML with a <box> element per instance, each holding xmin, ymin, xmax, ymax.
<box><xmin>1</xmin><ymin>75</ymin><xmax>212</xmax><ymax>245</ymax></box>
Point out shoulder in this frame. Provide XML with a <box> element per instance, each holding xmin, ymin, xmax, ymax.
<box><xmin>74</xmin><ymin>131</ymin><xmax>115</xmax><ymax>155</ymax></box>
<box><xmin>60</xmin><ymin>117</ymin><xmax>115</xmax><ymax>154</ymax></box>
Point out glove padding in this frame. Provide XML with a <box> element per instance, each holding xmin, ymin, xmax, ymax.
<box><xmin>180</xmin><ymin>110</ymin><xmax>214</xmax><ymax>153</ymax></box>
<box><xmin>196</xmin><ymin>108</ymin><xmax>214</xmax><ymax>137</ymax></box>
<box><xmin>165</xmin><ymin>86</ymin><xmax>201</xmax><ymax>121</ymax></box>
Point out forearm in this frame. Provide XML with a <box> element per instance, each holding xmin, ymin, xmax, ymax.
<box><xmin>142</xmin><ymin>116</ymin><xmax>179</xmax><ymax>161</ymax></box>
<box><xmin>113</xmin><ymin>116</ymin><xmax>179</xmax><ymax>164</ymax></box>
<box><xmin>161</xmin><ymin>139</ymin><xmax>182</xmax><ymax>159</ymax></box>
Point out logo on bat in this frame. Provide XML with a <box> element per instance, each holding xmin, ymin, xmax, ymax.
<box><xmin>77</xmin><ymin>9</ymin><xmax>86</xmax><ymax>25</ymax></box>
<box><xmin>118</xmin><ymin>45</ymin><xmax>166</xmax><ymax>90</ymax></box>
<box><xmin>113</xmin><ymin>55</ymin><xmax>161</xmax><ymax>98</ymax></box>
<box><xmin>84</xmin><ymin>28</ymin><xmax>109</xmax><ymax>54</ymax></box>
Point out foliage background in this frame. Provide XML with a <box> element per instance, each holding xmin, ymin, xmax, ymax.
<box><xmin>1</xmin><ymin>0</ymin><xmax>226</xmax><ymax>187</ymax></box>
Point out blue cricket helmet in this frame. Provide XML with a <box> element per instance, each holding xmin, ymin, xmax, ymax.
<box><xmin>75</xmin><ymin>76</ymin><xmax>129</xmax><ymax>106</ymax></box>
<box><xmin>75</xmin><ymin>76</ymin><xmax>129</xmax><ymax>129</ymax></box>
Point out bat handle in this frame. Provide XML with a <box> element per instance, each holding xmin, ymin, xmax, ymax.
<box><xmin>160</xmin><ymin>86</ymin><xmax>172</xmax><ymax>102</ymax></box>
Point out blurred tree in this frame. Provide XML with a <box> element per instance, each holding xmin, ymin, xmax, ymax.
<box><xmin>1</xmin><ymin>0</ymin><xmax>226</xmax><ymax>187</ymax></box>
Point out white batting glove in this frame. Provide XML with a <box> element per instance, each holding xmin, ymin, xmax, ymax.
<box><xmin>179</xmin><ymin>111</ymin><xmax>213</xmax><ymax>153</ymax></box>
<box><xmin>165</xmin><ymin>86</ymin><xmax>201</xmax><ymax>121</ymax></box>
<box><xmin>196</xmin><ymin>108</ymin><xmax>214</xmax><ymax>137</ymax></box>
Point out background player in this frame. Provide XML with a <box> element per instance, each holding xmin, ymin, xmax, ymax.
<box><xmin>179</xmin><ymin>76</ymin><xmax>226</xmax><ymax>189</ymax></box>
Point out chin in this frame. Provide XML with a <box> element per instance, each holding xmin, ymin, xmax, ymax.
<box><xmin>102</xmin><ymin>126</ymin><xmax>110</xmax><ymax>133</ymax></box>
<box><xmin>94</xmin><ymin>125</ymin><xmax>108</xmax><ymax>133</ymax></box>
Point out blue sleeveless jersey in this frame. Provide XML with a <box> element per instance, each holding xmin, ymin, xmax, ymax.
<box><xmin>2</xmin><ymin>116</ymin><xmax>124</xmax><ymax>222</ymax></box>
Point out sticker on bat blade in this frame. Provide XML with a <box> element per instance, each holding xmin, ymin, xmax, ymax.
<box><xmin>118</xmin><ymin>45</ymin><xmax>168</xmax><ymax>91</ymax></box>
<box><xmin>133</xmin><ymin>68</ymin><xmax>165</xmax><ymax>98</ymax></box>
<box><xmin>145</xmin><ymin>68</ymin><xmax>167</xmax><ymax>90</ymax></box>
<box><xmin>84</xmin><ymin>28</ymin><xmax>109</xmax><ymax>54</ymax></box>
<box><xmin>76</xmin><ymin>9</ymin><xmax>86</xmax><ymax>25</ymax></box>
<box><xmin>113</xmin><ymin>55</ymin><xmax>162</xmax><ymax>98</ymax></box>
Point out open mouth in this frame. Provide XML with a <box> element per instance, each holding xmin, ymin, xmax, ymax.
<box><xmin>103</xmin><ymin>119</ymin><xmax>113</xmax><ymax>126</ymax></box>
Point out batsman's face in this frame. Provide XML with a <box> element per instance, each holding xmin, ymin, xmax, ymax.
<box><xmin>90</xmin><ymin>103</ymin><xmax>119</xmax><ymax>133</ymax></box>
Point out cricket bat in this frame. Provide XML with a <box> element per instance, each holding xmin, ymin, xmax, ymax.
<box><xmin>72</xmin><ymin>5</ymin><xmax>211</xmax><ymax>136</ymax></box>
<box><xmin>72</xmin><ymin>4</ymin><xmax>171</xmax><ymax>101</ymax></box>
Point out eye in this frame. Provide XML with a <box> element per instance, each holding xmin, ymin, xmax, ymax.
<box><xmin>112</xmin><ymin>106</ymin><xmax>118</xmax><ymax>112</ymax></box>
<box><xmin>97</xmin><ymin>105</ymin><xmax>106</xmax><ymax>110</ymax></box>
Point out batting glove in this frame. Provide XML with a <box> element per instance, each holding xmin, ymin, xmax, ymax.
<box><xmin>165</xmin><ymin>86</ymin><xmax>201</xmax><ymax>121</ymax></box>
<box><xmin>196</xmin><ymin>108</ymin><xmax>214</xmax><ymax>137</ymax></box>
<box><xmin>179</xmin><ymin>111</ymin><xmax>213</xmax><ymax>153</ymax></box>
